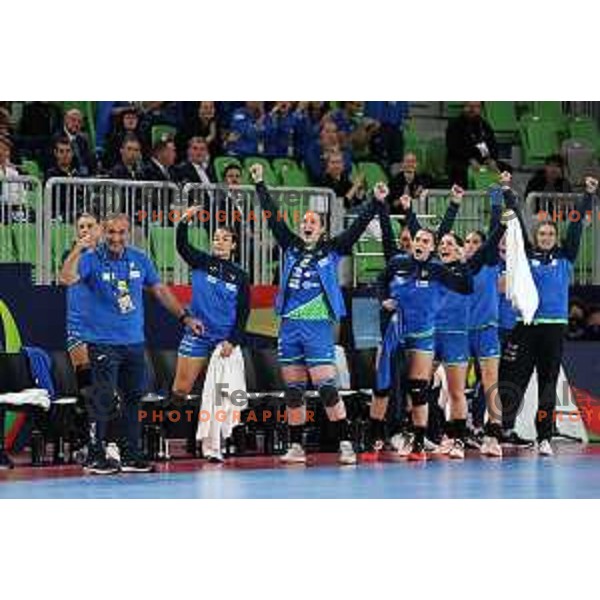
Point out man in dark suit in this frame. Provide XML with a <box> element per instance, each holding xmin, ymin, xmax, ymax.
<box><xmin>110</xmin><ymin>134</ymin><xmax>143</xmax><ymax>180</ymax></box>
<box><xmin>53</xmin><ymin>108</ymin><xmax>95</xmax><ymax>176</ymax></box>
<box><xmin>174</xmin><ymin>137</ymin><xmax>215</xmax><ymax>185</ymax></box>
<box><xmin>141</xmin><ymin>137</ymin><xmax>177</xmax><ymax>181</ymax></box>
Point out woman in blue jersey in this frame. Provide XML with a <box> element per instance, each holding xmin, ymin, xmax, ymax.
<box><xmin>366</xmin><ymin>185</ymin><xmax>463</xmax><ymax>457</ymax></box>
<box><xmin>378</xmin><ymin>196</ymin><xmax>472</xmax><ymax>461</ymax></box>
<box><xmin>499</xmin><ymin>176</ymin><xmax>597</xmax><ymax>456</ymax></box>
<box><xmin>461</xmin><ymin>174</ymin><xmax>510</xmax><ymax>457</ymax></box>
<box><xmin>249</xmin><ymin>163</ymin><xmax>384</xmax><ymax>465</ymax></box>
<box><xmin>60</xmin><ymin>213</ymin><xmax>103</xmax><ymax>388</ymax></box>
<box><xmin>171</xmin><ymin>206</ymin><xmax>251</xmax><ymax>458</ymax></box>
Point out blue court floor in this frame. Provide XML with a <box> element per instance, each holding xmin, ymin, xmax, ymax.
<box><xmin>1</xmin><ymin>446</ymin><xmax>600</xmax><ymax>498</ymax></box>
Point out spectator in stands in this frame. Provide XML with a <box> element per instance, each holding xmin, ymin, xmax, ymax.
<box><xmin>366</xmin><ymin>101</ymin><xmax>410</xmax><ymax>167</ymax></box>
<box><xmin>265</xmin><ymin>101</ymin><xmax>297</xmax><ymax>158</ymax></box>
<box><xmin>304</xmin><ymin>119</ymin><xmax>351</xmax><ymax>184</ymax></box>
<box><xmin>294</xmin><ymin>101</ymin><xmax>330</xmax><ymax>159</ymax></box>
<box><xmin>525</xmin><ymin>154</ymin><xmax>572</xmax><ymax>206</ymax></box>
<box><xmin>46</xmin><ymin>136</ymin><xmax>78</xmax><ymax>179</ymax></box>
<box><xmin>0</xmin><ymin>107</ymin><xmax>13</xmax><ymax>140</ymax></box>
<box><xmin>105</xmin><ymin>106</ymin><xmax>143</xmax><ymax>169</ymax></box>
<box><xmin>16</xmin><ymin>102</ymin><xmax>62</xmax><ymax>166</ymax></box>
<box><xmin>331</xmin><ymin>101</ymin><xmax>380</xmax><ymax>161</ymax></box>
<box><xmin>110</xmin><ymin>134</ymin><xmax>143</xmax><ymax>180</ymax></box>
<box><xmin>141</xmin><ymin>137</ymin><xmax>177</xmax><ymax>181</ymax></box>
<box><xmin>321</xmin><ymin>151</ymin><xmax>366</xmax><ymax>210</ymax></box>
<box><xmin>223</xmin><ymin>163</ymin><xmax>243</xmax><ymax>187</ymax></box>
<box><xmin>0</xmin><ymin>135</ymin><xmax>18</xmax><ymax>180</ymax></box>
<box><xmin>224</xmin><ymin>101</ymin><xmax>266</xmax><ymax>156</ymax></box>
<box><xmin>175</xmin><ymin>137</ymin><xmax>215</xmax><ymax>185</ymax></box>
<box><xmin>387</xmin><ymin>152</ymin><xmax>433</xmax><ymax>214</ymax></box>
<box><xmin>59</xmin><ymin>212</ymin><xmax>202</xmax><ymax>475</ymax></box>
<box><xmin>178</xmin><ymin>101</ymin><xmax>219</xmax><ymax>157</ymax></box>
<box><xmin>56</xmin><ymin>109</ymin><xmax>95</xmax><ymax>176</ymax></box>
<box><xmin>446</xmin><ymin>101</ymin><xmax>499</xmax><ymax>188</ymax></box>
<box><xmin>0</xmin><ymin>135</ymin><xmax>26</xmax><ymax>219</ymax></box>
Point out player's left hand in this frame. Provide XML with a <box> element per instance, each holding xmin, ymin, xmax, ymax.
<box><xmin>220</xmin><ymin>341</ymin><xmax>234</xmax><ymax>358</ymax></box>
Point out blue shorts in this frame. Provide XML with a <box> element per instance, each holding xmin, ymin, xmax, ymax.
<box><xmin>435</xmin><ymin>331</ymin><xmax>469</xmax><ymax>366</ymax></box>
<box><xmin>178</xmin><ymin>331</ymin><xmax>221</xmax><ymax>359</ymax></box>
<box><xmin>404</xmin><ymin>332</ymin><xmax>434</xmax><ymax>355</ymax></box>
<box><xmin>67</xmin><ymin>330</ymin><xmax>86</xmax><ymax>353</ymax></box>
<box><xmin>469</xmin><ymin>326</ymin><xmax>500</xmax><ymax>360</ymax></box>
<box><xmin>278</xmin><ymin>319</ymin><xmax>335</xmax><ymax>367</ymax></box>
<box><xmin>376</xmin><ymin>315</ymin><xmax>404</xmax><ymax>393</ymax></box>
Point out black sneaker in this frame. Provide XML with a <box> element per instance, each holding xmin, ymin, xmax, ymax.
<box><xmin>502</xmin><ymin>430</ymin><xmax>535</xmax><ymax>448</ymax></box>
<box><xmin>84</xmin><ymin>453</ymin><xmax>120</xmax><ymax>476</ymax></box>
<box><xmin>120</xmin><ymin>452</ymin><xmax>154</xmax><ymax>473</ymax></box>
<box><xmin>0</xmin><ymin>450</ymin><xmax>14</xmax><ymax>470</ymax></box>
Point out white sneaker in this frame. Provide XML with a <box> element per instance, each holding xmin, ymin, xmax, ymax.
<box><xmin>480</xmin><ymin>436</ymin><xmax>503</xmax><ymax>458</ymax></box>
<box><xmin>424</xmin><ymin>437</ymin><xmax>439</xmax><ymax>452</ymax></box>
<box><xmin>281</xmin><ymin>443</ymin><xmax>307</xmax><ymax>464</ymax></box>
<box><xmin>449</xmin><ymin>439</ymin><xmax>465</xmax><ymax>460</ymax></box>
<box><xmin>338</xmin><ymin>441</ymin><xmax>357</xmax><ymax>465</ymax></box>
<box><xmin>395</xmin><ymin>433</ymin><xmax>415</xmax><ymax>457</ymax></box>
<box><xmin>537</xmin><ymin>439</ymin><xmax>554</xmax><ymax>456</ymax></box>
<box><xmin>106</xmin><ymin>442</ymin><xmax>121</xmax><ymax>464</ymax></box>
<box><xmin>432</xmin><ymin>436</ymin><xmax>453</xmax><ymax>455</ymax></box>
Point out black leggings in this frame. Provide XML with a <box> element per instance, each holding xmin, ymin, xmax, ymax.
<box><xmin>499</xmin><ymin>322</ymin><xmax>565</xmax><ymax>441</ymax></box>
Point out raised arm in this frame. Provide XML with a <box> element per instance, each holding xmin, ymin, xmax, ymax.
<box><xmin>379</xmin><ymin>200</ymin><xmax>398</xmax><ymax>262</ymax></box>
<box><xmin>467</xmin><ymin>218</ymin><xmax>507</xmax><ymax>274</ymax></box>
<box><xmin>429</xmin><ymin>260</ymin><xmax>473</xmax><ymax>295</ymax></box>
<box><xmin>329</xmin><ymin>182</ymin><xmax>386</xmax><ymax>256</ymax></box>
<box><xmin>177</xmin><ymin>208</ymin><xmax>211</xmax><ymax>270</ymax></box>
<box><xmin>500</xmin><ymin>173</ymin><xmax>533</xmax><ymax>252</ymax></box>
<box><xmin>249</xmin><ymin>163</ymin><xmax>302</xmax><ymax>250</ymax></box>
<box><xmin>437</xmin><ymin>185</ymin><xmax>463</xmax><ymax>238</ymax></box>
<box><xmin>563</xmin><ymin>177</ymin><xmax>597</xmax><ymax>262</ymax></box>
<box><xmin>59</xmin><ymin>236</ymin><xmax>94</xmax><ymax>286</ymax></box>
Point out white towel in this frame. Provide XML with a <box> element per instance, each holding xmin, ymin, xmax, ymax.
<box><xmin>0</xmin><ymin>389</ymin><xmax>51</xmax><ymax>409</ymax></box>
<box><xmin>505</xmin><ymin>216</ymin><xmax>539</xmax><ymax>325</ymax></box>
<box><xmin>197</xmin><ymin>345</ymin><xmax>247</xmax><ymax>451</ymax></box>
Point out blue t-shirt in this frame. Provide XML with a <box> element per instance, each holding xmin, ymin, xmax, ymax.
<box><xmin>78</xmin><ymin>245</ymin><xmax>161</xmax><ymax>345</ymax></box>
<box><xmin>436</xmin><ymin>285</ymin><xmax>470</xmax><ymax>332</ymax></box>
<box><xmin>498</xmin><ymin>260</ymin><xmax>518</xmax><ymax>331</ymax></box>
<box><xmin>282</xmin><ymin>252</ymin><xmax>326</xmax><ymax>316</ymax></box>
<box><xmin>65</xmin><ymin>248</ymin><xmax>92</xmax><ymax>334</ymax></box>
<box><xmin>468</xmin><ymin>265</ymin><xmax>499</xmax><ymax>330</ymax></box>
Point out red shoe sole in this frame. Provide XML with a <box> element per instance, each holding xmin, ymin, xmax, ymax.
<box><xmin>407</xmin><ymin>452</ymin><xmax>427</xmax><ymax>462</ymax></box>
<box><xmin>361</xmin><ymin>451</ymin><xmax>381</xmax><ymax>463</ymax></box>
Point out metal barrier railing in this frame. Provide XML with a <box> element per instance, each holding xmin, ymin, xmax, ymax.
<box><xmin>40</xmin><ymin>179</ymin><xmax>340</xmax><ymax>286</ymax></box>
<box><xmin>525</xmin><ymin>192</ymin><xmax>599</xmax><ymax>285</ymax></box>
<box><xmin>0</xmin><ymin>175</ymin><xmax>44</xmax><ymax>281</ymax></box>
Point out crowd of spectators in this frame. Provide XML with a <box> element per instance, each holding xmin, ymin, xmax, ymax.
<box><xmin>0</xmin><ymin>100</ymin><xmax>579</xmax><ymax>217</ymax></box>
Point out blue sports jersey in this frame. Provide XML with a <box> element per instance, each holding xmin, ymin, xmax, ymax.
<box><xmin>527</xmin><ymin>254</ymin><xmax>573</xmax><ymax>323</ymax></box>
<box><xmin>498</xmin><ymin>260</ymin><xmax>518</xmax><ymax>330</ymax></box>
<box><xmin>436</xmin><ymin>284</ymin><xmax>470</xmax><ymax>332</ymax></box>
<box><xmin>282</xmin><ymin>251</ymin><xmax>326</xmax><ymax>316</ymax></box>
<box><xmin>78</xmin><ymin>245</ymin><xmax>161</xmax><ymax>345</ymax></box>
<box><xmin>468</xmin><ymin>265</ymin><xmax>499</xmax><ymax>329</ymax></box>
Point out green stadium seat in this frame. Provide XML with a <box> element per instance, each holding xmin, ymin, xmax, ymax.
<box><xmin>533</xmin><ymin>101</ymin><xmax>564</xmax><ymax>122</ymax></box>
<box><xmin>214</xmin><ymin>156</ymin><xmax>242</xmax><ymax>182</ymax></box>
<box><xmin>20</xmin><ymin>160</ymin><xmax>42</xmax><ymax>180</ymax></box>
<box><xmin>243</xmin><ymin>157</ymin><xmax>278</xmax><ymax>186</ymax></box>
<box><xmin>151</xmin><ymin>125</ymin><xmax>177</xmax><ymax>146</ymax></box>
<box><xmin>445</xmin><ymin>102</ymin><xmax>464</xmax><ymax>119</ymax></box>
<box><xmin>484</xmin><ymin>102</ymin><xmax>518</xmax><ymax>138</ymax></box>
<box><xmin>0</xmin><ymin>224</ymin><xmax>15</xmax><ymax>262</ymax></box>
<box><xmin>568</xmin><ymin>116</ymin><xmax>600</xmax><ymax>149</ymax></box>
<box><xmin>520</xmin><ymin>118</ymin><xmax>561</xmax><ymax>165</ymax></box>
<box><xmin>355</xmin><ymin>238</ymin><xmax>385</xmax><ymax>284</ymax></box>
<box><xmin>272</xmin><ymin>158</ymin><xmax>310</xmax><ymax>187</ymax></box>
<box><xmin>356</xmin><ymin>161</ymin><xmax>388</xmax><ymax>189</ymax></box>
<box><xmin>12</xmin><ymin>224</ymin><xmax>38</xmax><ymax>265</ymax></box>
<box><xmin>149</xmin><ymin>226</ymin><xmax>176</xmax><ymax>272</ymax></box>
<box><xmin>423</xmin><ymin>138</ymin><xmax>447</xmax><ymax>180</ymax></box>
<box><xmin>468</xmin><ymin>166</ymin><xmax>499</xmax><ymax>190</ymax></box>
<box><xmin>403</xmin><ymin>119</ymin><xmax>420</xmax><ymax>154</ymax></box>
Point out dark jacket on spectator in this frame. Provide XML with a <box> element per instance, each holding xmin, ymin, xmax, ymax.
<box><xmin>174</xmin><ymin>161</ymin><xmax>215</xmax><ymax>185</ymax></box>
<box><xmin>110</xmin><ymin>161</ymin><xmax>144</xmax><ymax>180</ymax></box>
<box><xmin>321</xmin><ymin>173</ymin><xmax>363</xmax><ymax>210</ymax></box>
<box><xmin>388</xmin><ymin>171</ymin><xmax>433</xmax><ymax>203</ymax></box>
<box><xmin>525</xmin><ymin>171</ymin><xmax>572</xmax><ymax>199</ymax></box>
<box><xmin>141</xmin><ymin>158</ymin><xmax>175</xmax><ymax>182</ymax></box>
<box><xmin>53</xmin><ymin>130</ymin><xmax>94</xmax><ymax>176</ymax></box>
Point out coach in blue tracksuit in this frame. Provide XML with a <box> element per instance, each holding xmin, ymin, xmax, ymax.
<box><xmin>499</xmin><ymin>176</ymin><xmax>597</xmax><ymax>456</ymax></box>
<box><xmin>250</xmin><ymin>163</ymin><xmax>384</xmax><ymax>465</ymax></box>
<box><xmin>60</xmin><ymin>213</ymin><xmax>202</xmax><ymax>475</ymax></box>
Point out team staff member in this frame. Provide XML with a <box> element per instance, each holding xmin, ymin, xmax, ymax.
<box><xmin>170</xmin><ymin>207</ymin><xmax>250</xmax><ymax>459</ymax></box>
<box><xmin>250</xmin><ymin>162</ymin><xmax>384</xmax><ymax>465</ymax></box>
<box><xmin>60</xmin><ymin>213</ymin><xmax>203</xmax><ymax>475</ymax></box>
<box><xmin>500</xmin><ymin>176</ymin><xmax>597</xmax><ymax>456</ymax></box>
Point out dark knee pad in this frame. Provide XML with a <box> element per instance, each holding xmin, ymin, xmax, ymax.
<box><xmin>284</xmin><ymin>387</ymin><xmax>305</xmax><ymax>409</ymax></box>
<box><xmin>407</xmin><ymin>379</ymin><xmax>429</xmax><ymax>407</ymax></box>
<box><xmin>319</xmin><ymin>384</ymin><xmax>339</xmax><ymax>407</ymax></box>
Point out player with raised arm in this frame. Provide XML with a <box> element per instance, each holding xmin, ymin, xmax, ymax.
<box><xmin>249</xmin><ymin>162</ymin><xmax>384</xmax><ymax>465</ymax></box>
